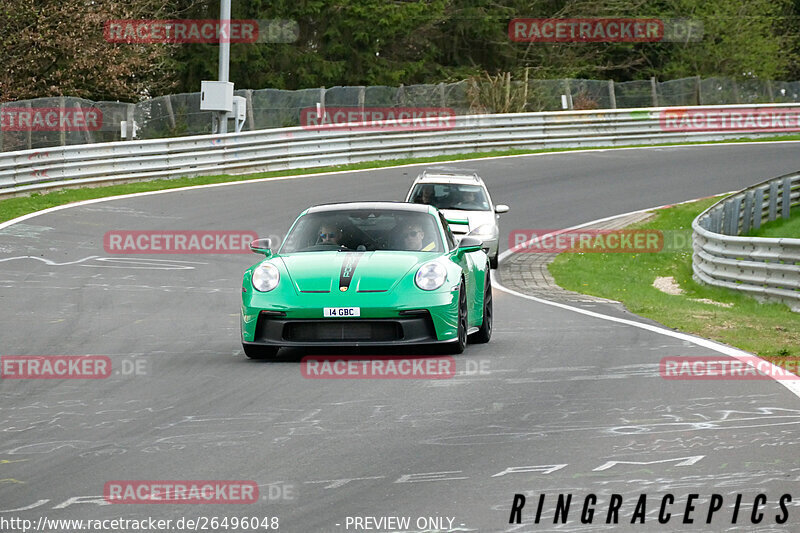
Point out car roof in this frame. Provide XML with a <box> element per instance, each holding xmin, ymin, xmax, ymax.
<box><xmin>306</xmin><ymin>201</ymin><xmax>436</xmax><ymax>214</ymax></box>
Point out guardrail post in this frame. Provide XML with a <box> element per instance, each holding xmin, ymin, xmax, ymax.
<box><xmin>722</xmin><ymin>201</ymin><xmax>734</xmax><ymax>235</ymax></box>
<box><xmin>729</xmin><ymin>197</ymin><xmax>742</xmax><ymax>235</ymax></box>
<box><xmin>782</xmin><ymin>177</ymin><xmax>792</xmax><ymax>219</ymax></box>
<box><xmin>742</xmin><ymin>190</ymin><xmax>754</xmax><ymax>234</ymax></box>
<box><xmin>768</xmin><ymin>181</ymin><xmax>779</xmax><ymax>221</ymax></box>
<box><xmin>711</xmin><ymin>209</ymin><xmax>722</xmax><ymax>233</ymax></box>
<box><xmin>753</xmin><ymin>188</ymin><xmax>764</xmax><ymax>230</ymax></box>
<box><xmin>608</xmin><ymin>80</ymin><xmax>616</xmax><ymax>109</ymax></box>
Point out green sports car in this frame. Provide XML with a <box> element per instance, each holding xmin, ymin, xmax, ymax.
<box><xmin>240</xmin><ymin>202</ymin><xmax>492</xmax><ymax>358</ymax></box>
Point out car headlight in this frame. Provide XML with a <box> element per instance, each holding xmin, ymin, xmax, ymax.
<box><xmin>252</xmin><ymin>263</ymin><xmax>280</xmax><ymax>292</ymax></box>
<box><xmin>468</xmin><ymin>224</ymin><xmax>496</xmax><ymax>238</ymax></box>
<box><xmin>415</xmin><ymin>261</ymin><xmax>447</xmax><ymax>291</ymax></box>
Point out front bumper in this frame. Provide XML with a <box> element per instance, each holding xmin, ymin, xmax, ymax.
<box><xmin>245</xmin><ymin>312</ymin><xmax>459</xmax><ymax>347</ymax></box>
<box><xmin>241</xmin><ymin>286</ymin><xmax>461</xmax><ymax>346</ymax></box>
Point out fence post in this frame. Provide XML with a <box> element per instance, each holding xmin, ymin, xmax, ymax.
<box><xmin>245</xmin><ymin>89</ymin><xmax>255</xmax><ymax>130</ymax></box>
<box><xmin>26</xmin><ymin>101</ymin><xmax>33</xmax><ymax>150</ymax></box>
<box><xmin>562</xmin><ymin>79</ymin><xmax>573</xmax><ymax>110</ymax></box>
<box><xmin>319</xmin><ymin>86</ymin><xmax>326</xmax><ymax>119</ymax></box>
<box><xmin>694</xmin><ymin>75</ymin><xmax>701</xmax><ymax>105</ymax></box>
<box><xmin>650</xmin><ymin>76</ymin><xmax>658</xmax><ymax>107</ymax></box>
<box><xmin>59</xmin><ymin>96</ymin><xmax>66</xmax><ymax>146</ymax></box>
<box><xmin>782</xmin><ymin>176</ymin><xmax>792</xmax><ymax>219</ymax></box>
<box><xmin>163</xmin><ymin>95</ymin><xmax>176</xmax><ymax>131</ymax></box>
<box><xmin>504</xmin><ymin>73</ymin><xmax>511</xmax><ymax>112</ymax></box>
<box><xmin>607</xmin><ymin>80</ymin><xmax>616</xmax><ymax>109</ymax></box>
<box><xmin>439</xmin><ymin>82</ymin><xmax>446</xmax><ymax>108</ymax></box>
<box><xmin>358</xmin><ymin>86</ymin><xmax>365</xmax><ymax>115</ymax></box>
<box><xmin>731</xmin><ymin>80</ymin><xmax>740</xmax><ymax>104</ymax></box>
<box><xmin>126</xmin><ymin>103</ymin><xmax>135</xmax><ymax>140</ymax></box>
<box><xmin>766</xmin><ymin>79</ymin><xmax>775</xmax><ymax>102</ymax></box>
<box><xmin>521</xmin><ymin>68</ymin><xmax>529</xmax><ymax>112</ymax></box>
<box><xmin>76</xmin><ymin>101</ymin><xmax>93</xmax><ymax>144</ymax></box>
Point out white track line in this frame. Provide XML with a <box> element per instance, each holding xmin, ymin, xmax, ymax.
<box><xmin>493</xmin><ymin>202</ymin><xmax>800</xmax><ymax>400</ymax></box>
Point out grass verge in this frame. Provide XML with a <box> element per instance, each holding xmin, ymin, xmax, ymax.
<box><xmin>548</xmin><ymin>197</ymin><xmax>800</xmax><ymax>369</ymax></box>
<box><xmin>3</xmin><ymin>134</ymin><xmax>800</xmax><ymax>225</ymax></box>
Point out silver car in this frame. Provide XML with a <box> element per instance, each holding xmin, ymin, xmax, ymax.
<box><xmin>405</xmin><ymin>168</ymin><xmax>509</xmax><ymax>268</ymax></box>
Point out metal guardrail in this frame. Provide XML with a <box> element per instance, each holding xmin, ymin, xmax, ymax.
<box><xmin>692</xmin><ymin>171</ymin><xmax>800</xmax><ymax>311</ymax></box>
<box><xmin>1</xmin><ymin>103</ymin><xmax>799</xmax><ymax>197</ymax></box>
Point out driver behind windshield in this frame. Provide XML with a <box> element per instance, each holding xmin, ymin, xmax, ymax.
<box><xmin>317</xmin><ymin>223</ymin><xmax>343</xmax><ymax>245</ymax></box>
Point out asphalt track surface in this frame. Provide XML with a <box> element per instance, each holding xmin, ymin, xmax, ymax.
<box><xmin>1</xmin><ymin>143</ymin><xmax>800</xmax><ymax>533</ymax></box>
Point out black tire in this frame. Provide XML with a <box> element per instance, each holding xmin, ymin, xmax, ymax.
<box><xmin>490</xmin><ymin>254</ymin><xmax>498</xmax><ymax>269</ymax></box>
<box><xmin>445</xmin><ymin>282</ymin><xmax>468</xmax><ymax>354</ymax></box>
<box><xmin>470</xmin><ymin>269</ymin><xmax>492</xmax><ymax>344</ymax></box>
<box><xmin>242</xmin><ymin>343</ymin><xmax>279</xmax><ymax>359</ymax></box>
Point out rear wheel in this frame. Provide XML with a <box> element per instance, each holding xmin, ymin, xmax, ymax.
<box><xmin>445</xmin><ymin>282</ymin><xmax>468</xmax><ymax>354</ymax></box>
<box><xmin>242</xmin><ymin>343</ymin><xmax>279</xmax><ymax>359</ymax></box>
<box><xmin>490</xmin><ymin>254</ymin><xmax>498</xmax><ymax>269</ymax></box>
<box><xmin>470</xmin><ymin>269</ymin><xmax>492</xmax><ymax>344</ymax></box>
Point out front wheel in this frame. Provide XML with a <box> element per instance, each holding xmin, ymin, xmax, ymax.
<box><xmin>469</xmin><ymin>269</ymin><xmax>492</xmax><ymax>344</ymax></box>
<box><xmin>243</xmin><ymin>343</ymin><xmax>279</xmax><ymax>359</ymax></box>
<box><xmin>445</xmin><ymin>282</ymin><xmax>468</xmax><ymax>354</ymax></box>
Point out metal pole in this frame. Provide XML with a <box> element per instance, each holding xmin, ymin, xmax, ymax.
<box><xmin>218</xmin><ymin>0</ymin><xmax>231</xmax><ymax>133</ymax></box>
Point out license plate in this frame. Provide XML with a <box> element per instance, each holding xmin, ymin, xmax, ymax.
<box><xmin>323</xmin><ymin>307</ymin><xmax>360</xmax><ymax>318</ymax></box>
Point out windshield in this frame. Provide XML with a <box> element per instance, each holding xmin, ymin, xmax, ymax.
<box><xmin>410</xmin><ymin>183</ymin><xmax>490</xmax><ymax>211</ymax></box>
<box><xmin>280</xmin><ymin>209</ymin><xmax>443</xmax><ymax>253</ymax></box>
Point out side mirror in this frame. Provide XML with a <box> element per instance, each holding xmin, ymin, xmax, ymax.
<box><xmin>249</xmin><ymin>238</ymin><xmax>272</xmax><ymax>257</ymax></box>
<box><xmin>495</xmin><ymin>204</ymin><xmax>510</xmax><ymax>214</ymax></box>
<box><xmin>457</xmin><ymin>236</ymin><xmax>483</xmax><ymax>256</ymax></box>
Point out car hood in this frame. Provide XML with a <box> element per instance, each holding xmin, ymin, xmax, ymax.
<box><xmin>277</xmin><ymin>251</ymin><xmax>434</xmax><ymax>293</ymax></box>
<box><xmin>439</xmin><ymin>209</ymin><xmax>496</xmax><ymax>237</ymax></box>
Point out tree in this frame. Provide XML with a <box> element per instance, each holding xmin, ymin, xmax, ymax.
<box><xmin>0</xmin><ymin>0</ymin><xmax>180</xmax><ymax>102</ymax></box>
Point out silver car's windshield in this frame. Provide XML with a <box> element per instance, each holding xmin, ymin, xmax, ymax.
<box><xmin>280</xmin><ymin>209</ymin><xmax>444</xmax><ymax>253</ymax></box>
<box><xmin>410</xmin><ymin>183</ymin><xmax>490</xmax><ymax>211</ymax></box>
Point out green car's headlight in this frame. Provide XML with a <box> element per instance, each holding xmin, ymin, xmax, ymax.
<box><xmin>415</xmin><ymin>261</ymin><xmax>447</xmax><ymax>291</ymax></box>
<box><xmin>252</xmin><ymin>263</ymin><xmax>280</xmax><ymax>292</ymax></box>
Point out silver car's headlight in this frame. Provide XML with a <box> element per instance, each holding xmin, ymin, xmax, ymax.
<box><xmin>252</xmin><ymin>263</ymin><xmax>280</xmax><ymax>292</ymax></box>
<box><xmin>468</xmin><ymin>224</ymin><xmax>497</xmax><ymax>238</ymax></box>
<box><xmin>415</xmin><ymin>261</ymin><xmax>447</xmax><ymax>291</ymax></box>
